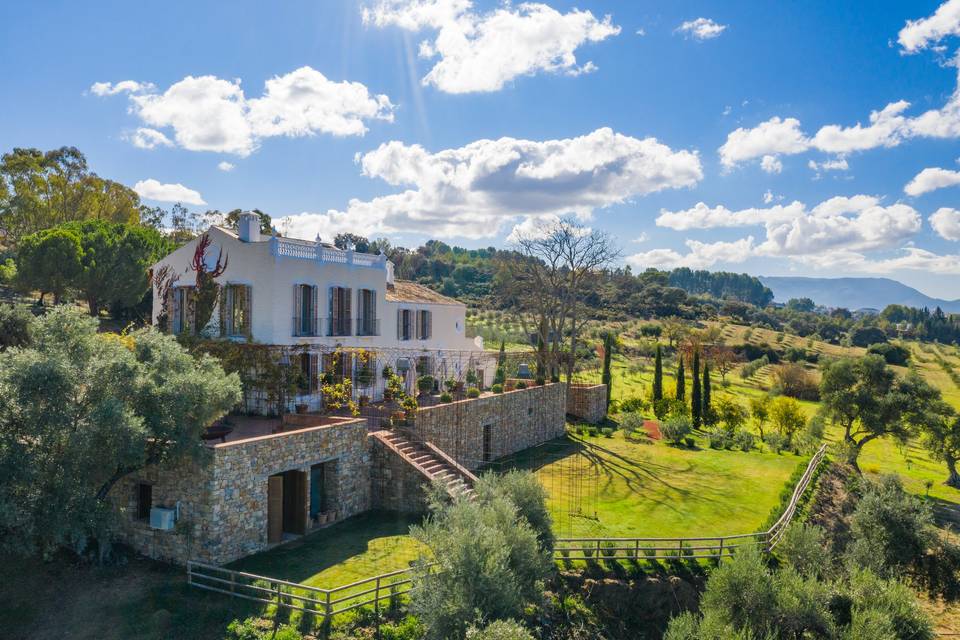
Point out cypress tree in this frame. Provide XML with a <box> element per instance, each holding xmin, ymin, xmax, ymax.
<box><xmin>703</xmin><ymin>362</ymin><xmax>712</xmax><ymax>425</ymax></box>
<box><xmin>675</xmin><ymin>354</ymin><xmax>685</xmax><ymax>402</ymax></box>
<box><xmin>691</xmin><ymin>349</ymin><xmax>701</xmax><ymax>429</ymax></box>
<box><xmin>601</xmin><ymin>332</ymin><xmax>613</xmax><ymax>409</ymax></box>
<box><xmin>653</xmin><ymin>344</ymin><xmax>663</xmax><ymax>401</ymax></box>
<box><xmin>494</xmin><ymin>339</ymin><xmax>506</xmax><ymax>385</ymax></box>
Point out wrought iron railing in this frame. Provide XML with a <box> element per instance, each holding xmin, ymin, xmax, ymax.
<box><xmin>356</xmin><ymin>317</ymin><xmax>380</xmax><ymax>336</ymax></box>
<box><xmin>292</xmin><ymin>316</ymin><xmax>321</xmax><ymax>337</ymax></box>
<box><xmin>327</xmin><ymin>316</ymin><xmax>352</xmax><ymax>337</ymax></box>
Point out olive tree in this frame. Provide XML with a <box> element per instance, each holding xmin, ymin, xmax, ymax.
<box><xmin>819</xmin><ymin>355</ymin><xmax>951</xmax><ymax>471</ymax></box>
<box><xmin>0</xmin><ymin>307</ymin><xmax>241</xmax><ymax>559</ymax></box>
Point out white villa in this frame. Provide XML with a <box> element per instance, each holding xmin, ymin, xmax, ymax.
<box><xmin>150</xmin><ymin>212</ymin><xmax>492</xmax><ymax>413</ymax></box>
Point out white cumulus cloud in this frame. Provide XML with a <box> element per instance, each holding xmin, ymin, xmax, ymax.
<box><xmin>277</xmin><ymin>127</ymin><xmax>702</xmax><ymax>240</ymax></box>
<box><xmin>930</xmin><ymin>207</ymin><xmax>960</xmax><ymax>240</ymax></box>
<box><xmin>91</xmin><ymin>66</ymin><xmax>394</xmax><ymax>156</ymax></box>
<box><xmin>676</xmin><ymin>17</ymin><xmax>727</xmax><ymax>41</ymax></box>
<box><xmin>127</xmin><ymin>127</ymin><xmax>173</xmax><ymax>150</ymax></box>
<box><xmin>218</xmin><ymin>161</ymin><xmax>235</xmax><ymax>172</ymax></box>
<box><xmin>133</xmin><ymin>179</ymin><xmax>207</xmax><ymax>206</ymax></box>
<box><xmin>719</xmin><ymin>117</ymin><xmax>808</xmax><ymax>169</ymax></box>
<box><xmin>89</xmin><ymin>80</ymin><xmax>155</xmax><ymax>96</ymax></box>
<box><xmin>626</xmin><ymin>237</ymin><xmax>754</xmax><ymax>270</ymax></box>
<box><xmin>760</xmin><ymin>155</ymin><xmax>783</xmax><ymax>174</ymax></box>
<box><xmin>905</xmin><ymin>167</ymin><xmax>960</xmax><ymax>196</ymax></box>
<box><xmin>362</xmin><ymin>0</ymin><xmax>620</xmax><ymax>94</ymax></box>
<box><xmin>649</xmin><ymin>195</ymin><xmax>921</xmax><ymax>268</ymax></box>
<box><xmin>898</xmin><ymin>0</ymin><xmax>960</xmax><ymax>53</ymax></box>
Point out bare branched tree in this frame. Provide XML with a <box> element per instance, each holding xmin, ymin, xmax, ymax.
<box><xmin>499</xmin><ymin>218</ymin><xmax>620</xmax><ymax>382</ymax></box>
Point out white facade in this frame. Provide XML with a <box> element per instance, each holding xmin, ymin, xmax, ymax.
<box><xmin>151</xmin><ymin>219</ymin><xmax>492</xmax><ymax>412</ymax></box>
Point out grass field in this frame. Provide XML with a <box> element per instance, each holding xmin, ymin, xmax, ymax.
<box><xmin>230</xmin><ymin>511</ymin><xmax>425</xmax><ymax>587</ymax></box>
<box><xmin>495</xmin><ymin>432</ymin><xmax>806</xmax><ymax>539</ymax></box>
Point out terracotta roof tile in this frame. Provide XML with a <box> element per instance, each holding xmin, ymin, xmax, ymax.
<box><xmin>386</xmin><ymin>280</ymin><xmax>462</xmax><ymax>305</ymax></box>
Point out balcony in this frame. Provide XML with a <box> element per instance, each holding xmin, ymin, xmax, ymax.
<box><xmin>292</xmin><ymin>316</ymin><xmax>321</xmax><ymax>337</ymax></box>
<box><xmin>356</xmin><ymin>317</ymin><xmax>380</xmax><ymax>336</ymax></box>
<box><xmin>327</xmin><ymin>316</ymin><xmax>352</xmax><ymax>337</ymax></box>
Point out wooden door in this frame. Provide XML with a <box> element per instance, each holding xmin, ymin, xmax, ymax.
<box><xmin>267</xmin><ymin>475</ymin><xmax>283</xmax><ymax>544</ymax></box>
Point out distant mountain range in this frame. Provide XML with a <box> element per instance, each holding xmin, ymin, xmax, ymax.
<box><xmin>758</xmin><ymin>276</ymin><xmax>960</xmax><ymax>313</ymax></box>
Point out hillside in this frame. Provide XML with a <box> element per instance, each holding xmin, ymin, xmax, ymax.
<box><xmin>759</xmin><ymin>275</ymin><xmax>960</xmax><ymax>313</ymax></box>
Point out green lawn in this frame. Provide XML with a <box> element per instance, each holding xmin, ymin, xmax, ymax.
<box><xmin>230</xmin><ymin>510</ymin><xmax>426</xmax><ymax>587</ymax></box>
<box><xmin>494</xmin><ymin>432</ymin><xmax>806</xmax><ymax>539</ymax></box>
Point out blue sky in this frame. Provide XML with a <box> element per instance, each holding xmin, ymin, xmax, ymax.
<box><xmin>5</xmin><ymin>1</ymin><xmax>960</xmax><ymax>297</ymax></box>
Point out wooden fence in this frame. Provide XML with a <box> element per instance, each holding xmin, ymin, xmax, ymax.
<box><xmin>552</xmin><ymin>443</ymin><xmax>828</xmax><ymax>561</ymax></box>
<box><xmin>187</xmin><ymin>561</ymin><xmax>419</xmax><ymax>618</ymax></box>
<box><xmin>187</xmin><ymin>444</ymin><xmax>828</xmax><ymax>616</ymax></box>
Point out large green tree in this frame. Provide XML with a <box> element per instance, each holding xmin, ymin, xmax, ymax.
<box><xmin>922</xmin><ymin>414</ymin><xmax>960</xmax><ymax>488</ymax></box>
<box><xmin>675</xmin><ymin>354</ymin><xmax>685</xmax><ymax>402</ymax></box>
<box><xmin>820</xmin><ymin>355</ymin><xmax>952</xmax><ymax>470</ymax></box>
<box><xmin>15</xmin><ymin>226</ymin><xmax>83</xmax><ymax>303</ymax></box>
<box><xmin>0</xmin><ymin>308</ymin><xmax>241</xmax><ymax>559</ymax></box>
<box><xmin>62</xmin><ymin>219</ymin><xmax>169</xmax><ymax>315</ymax></box>
<box><xmin>0</xmin><ymin>147</ymin><xmax>141</xmax><ymax>246</ymax></box>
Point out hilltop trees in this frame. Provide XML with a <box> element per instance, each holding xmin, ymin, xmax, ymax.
<box><xmin>820</xmin><ymin>355</ymin><xmax>952</xmax><ymax>470</ymax></box>
<box><xmin>0</xmin><ymin>307</ymin><xmax>241</xmax><ymax>559</ymax></box>
<box><xmin>0</xmin><ymin>146</ymin><xmax>141</xmax><ymax>246</ymax></box>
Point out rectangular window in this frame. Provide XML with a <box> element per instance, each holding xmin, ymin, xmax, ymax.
<box><xmin>137</xmin><ymin>482</ymin><xmax>153</xmax><ymax>521</ymax></box>
<box><xmin>416</xmin><ymin>310</ymin><xmax>432</xmax><ymax>340</ymax></box>
<box><xmin>397</xmin><ymin>309</ymin><xmax>413</xmax><ymax>341</ymax></box>
<box><xmin>172</xmin><ymin>287</ymin><xmax>194</xmax><ymax>335</ymax></box>
<box><xmin>357</xmin><ymin>289</ymin><xmax>378</xmax><ymax>336</ymax></box>
<box><xmin>293</xmin><ymin>284</ymin><xmax>318</xmax><ymax>336</ymax></box>
<box><xmin>298</xmin><ymin>352</ymin><xmax>312</xmax><ymax>393</ymax></box>
<box><xmin>328</xmin><ymin>287</ymin><xmax>352</xmax><ymax>336</ymax></box>
<box><xmin>222</xmin><ymin>284</ymin><xmax>252</xmax><ymax>338</ymax></box>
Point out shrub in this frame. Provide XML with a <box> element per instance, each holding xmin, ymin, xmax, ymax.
<box><xmin>732</xmin><ymin>429</ymin><xmax>755</xmax><ymax>452</ymax></box>
<box><xmin>867</xmin><ymin>342</ymin><xmax>910</xmax><ymax>366</ymax></box>
<box><xmin>771</xmin><ymin>363</ymin><xmax>819</xmax><ymax>400</ymax></box>
<box><xmin>465</xmin><ymin>619</ymin><xmax>535</xmax><ymax>640</ymax></box>
<box><xmin>739</xmin><ymin>355</ymin><xmax>770</xmax><ymax>379</ymax></box>
<box><xmin>444</xmin><ymin>379</ymin><xmax>457</xmax><ymax>392</ymax></box>
<box><xmin>417</xmin><ymin>375</ymin><xmax>435</xmax><ymax>394</ymax></box>
<box><xmin>0</xmin><ymin>258</ymin><xmax>16</xmax><ymax>285</ymax></box>
<box><xmin>381</xmin><ymin>616</ymin><xmax>425</xmax><ymax>640</ymax></box>
<box><xmin>601</xmin><ymin>427</ymin><xmax>614</xmax><ymax>438</ymax></box>
<box><xmin>475</xmin><ymin>470</ymin><xmax>554</xmax><ymax>552</ymax></box>
<box><xmin>440</xmin><ymin>392</ymin><xmax>453</xmax><ymax>403</ymax></box>
<box><xmin>619</xmin><ymin>396</ymin><xmax>649</xmax><ymax>413</ymax></box>
<box><xmin>0</xmin><ymin>304</ymin><xmax>32</xmax><ymax>351</ymax></box>
<box><xmin>777</xmin><ymin>523</ymin><xmax>827</xmax><ymax>578</ymax></box>
<box><xmin>515</xmin><ymin>381</ymin><xmax>527</xmax><ymax>390</ymax></box>
<box><xmin>492</xmin><ymin>384</ymin><xmax>503</xmax><ymax>394</ymax></box>
<box><xmin>409</xmin><ymin>473</ymin><xmax>551</xmax><ymax>640</ymax></box>
<box><xmin>467</xmin><ymin>387</ymin><xmax>480</xmax><ymax>398</ymax></box>
<box><xmin>582</xmin><ymin>544</ymin><xmax>595</xmax><ymax>558</ymax></box>
<box><xmin>619</xmin><ymin>411</ymin><xmax>645</xmax><ymax>434</ymax></box>
<box><xmin>661</xmin><ymin>415</ymin><xmax>693</xmax><ymax>444</ymax></box>
<box><xmin>683</xmin><ymin>436</ymin><xmax>696</xmax><ymax>448</ymax></box>
<box><xmin>707</xmin><ymin>430</ymin><xmax>732</xmax><ymax>450</ymax></box>
<box><xmin>225</xmin><ymin>617</ymin><xmax>303</xmax><ymax>640</ymax></box>
<box><xmin>764</xmin><ymin>432</ymin><xmax>789</xmax><ymax>454</ymax></box>
<box><xmin>600</xmin><ymin>541</ymin><xmax>617</xmax><ymax>558</ymax></box>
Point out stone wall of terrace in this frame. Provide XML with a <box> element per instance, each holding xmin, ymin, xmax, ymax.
<box><xmin>111</xmin><ymin>416</ymin><xmax>370</xmax><ymax>565</ymax></box>
<box><xmin>408</xmin><ymin>382</ymin><xmax>567</xmax><ymax>470</ymax></box>
<box><xmin>567</xmin><ymin>383</ymin><xmax>607</xmax><ymax>424</ymax></box>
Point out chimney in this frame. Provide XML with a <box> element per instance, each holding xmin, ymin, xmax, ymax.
<box><xmin>237</xmin><ymin>211</ymin><xmax>260</xmax><ymax>242</ymax></box>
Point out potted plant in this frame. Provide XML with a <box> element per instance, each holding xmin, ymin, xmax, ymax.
<box><xmin>417</xmin><ymin>375</ymin><xmax>434</xmax><ymax>396</ymax></box>
<box><xmin>401</xmin><ymin>395</ymin><xmax>419</xmax><ymax>421</ymax></box>
<box><xmin>359</xmin><ymin>394</ymin><xmax>370</xmax><ymax>407</ymax></box>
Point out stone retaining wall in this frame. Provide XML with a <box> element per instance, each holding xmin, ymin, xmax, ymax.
<box><xmin>112</xmin><ymin>416</ymin><xmax>369</xmax><ymax>565</ymax></box>
<box><xmin>567</xmin><ymin>383</ymin><xmax>607</xmax><ymax>424</ymax></box>
<box><xmin>409</xmin><ymin>382</ymin><xmax>567</xmax><ymax>470</ymax></box>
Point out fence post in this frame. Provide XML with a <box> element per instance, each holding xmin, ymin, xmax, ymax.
<box><xmin>322</xmin><ymin>589</ymin><xmax>332</xmax><ymax>639</ymax></box>
<box><xmin>375</xmin><ymin>576</ymin><xmax>382</xmax><ymax>640</ymax></box>
<box><xmin>718</xmin><ymin>537</ymin><xmax>724</xmax><ymax>559</ymax></box>
<box><xmin>634</xmin><ymin>539</ymin><xmax>639</xmax><ymax>560</ymax></box>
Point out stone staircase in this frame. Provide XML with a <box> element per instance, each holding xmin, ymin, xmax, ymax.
<box><xmin>372</xmin><ymin>430</ymin><xmax>478</xmax><ymax>500</ymax></box>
